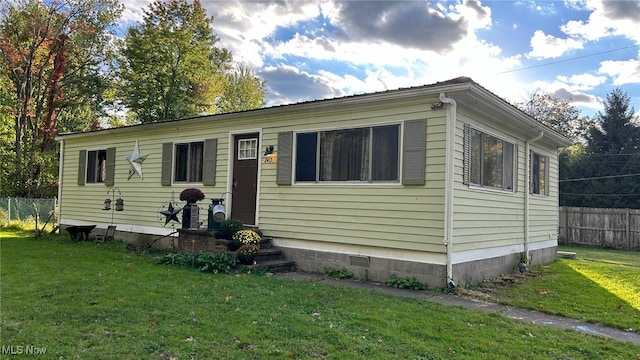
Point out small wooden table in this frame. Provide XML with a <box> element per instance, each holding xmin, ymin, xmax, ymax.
<box><xmin>66</xmin><ymin>225</ymin><xmax>97</xmax><ymax>241</ymax></box>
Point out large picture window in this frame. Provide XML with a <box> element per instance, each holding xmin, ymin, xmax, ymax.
<box><xmin>295</xmin><ymin>125</ymin><xmax>399</xmax><ymax>183</ymax></box>
<box><xmin>86</xmin><ymin>150</ymin><xmax>107</xmax><ymax>183</ymax></box>
<box><xmin>174</xmin><ymin>141</ymin><xmax>204</xmax><ymax>183</ymax></box>
<box><xmin>467</xmin><ymin>127</ymin><xmax>515</xmax><ymax>191</ymax></box>
<box><xmin>531</xmin><ymin>152</ymin><xmax>548</xmax><ymax>195</ymax></box>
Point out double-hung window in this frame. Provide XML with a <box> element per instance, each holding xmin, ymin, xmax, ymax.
<box><xmin>531</xmin><ymin>152</ymin><xmax>549</xmax><ymax>195</ymax></box>
<box><xmin>174</xmin><ymin>141</ymin><xmax>204</xmax><ymax>183</ymax></box>
<box><xmin>295</xmin><ymin>125</ymin><xmax>400</xmax><ymax>183</ymax></box>
<box><xmin>466</xmin><ymin>126</ymin><xmax>515</xmax><ymax>191</ymax></box>
<box><xmin>86</xmin><ymin>150</ymin><xmax>107</xmax><ymax>183</ymax></box>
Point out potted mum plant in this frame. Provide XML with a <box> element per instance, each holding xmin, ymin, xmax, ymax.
<box><xmin>180</xmin><ymin>188</ymin><xmax>205</xmax><ymax>229</ymax></box>
<box><xmin>232</xmin><ymin>229</ymin><xmax>261</xmax><ymax>264</ymax></box>
<box><xmin>236</xmin><ymin>243</ymin><xmax>260</xmax><ymax>265</ymax></box>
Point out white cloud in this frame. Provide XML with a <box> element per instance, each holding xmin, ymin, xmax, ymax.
<box><xmin>598</xmin><ymin>55</ymin><xmax>640</xmax><ymax>86</ymax></box>
<box><xmin>561</xmin><ymin>0</ymin><xmax>640</xmax><ymax>43</ymax></box>
<box><xmin>556</xmin><ymin>73</ymin><xmax>607</xmax><ymax>89</ymax></box>
<box><xmin>527</xmin><ymin>30</ymin><xmax>583</xmax><ymax>59</ymax></box>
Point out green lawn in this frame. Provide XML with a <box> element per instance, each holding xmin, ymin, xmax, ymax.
<box><xmin>478</xmin><ymin>245</ymin><xmax>640</xmax><ymax>332</ymax></box>
<box><xmin>1</xmin><ymin>230</ymin><xmax>639</xmax><ymax>359</ymax></box>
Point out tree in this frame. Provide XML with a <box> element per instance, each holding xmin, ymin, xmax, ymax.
<box><xmin>119</xmin><ymin>0</ymin><xmax>266</xmax><ymax>123</ymax></box>
<box><xmin>217</xmin><ymin>64</ymin><xmax>267</xmax><ymax>113</ymax></box>
<box><xmin>120</xmin><ymin>0</ymin><xmax>226</xmax><ymax>123</ymax></box>
<box><xmin>0</xmin><ymin>0</ymin><xmax>123</xmax><ymax>197</ymax></box>
<box><xmin>587</xmin><ymin>88</ymin><xmax>639</xmax><ymax>154</ymax></box>
<box><xmin>560</xmin><ymin>89</ymin><xmax>640</xmax><ymax>209</ymax></box>
<box><xmin>517</xmin><ymin>90</ymin><xmax>593</xmax><ymax>142</ymax></box>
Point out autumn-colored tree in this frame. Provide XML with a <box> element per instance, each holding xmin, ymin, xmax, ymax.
<box><xmin>517</xmin><ymin>90</ymin><xmax>593</xmax><ymax>142</ymax></box>
<box><xmin>0</xmin><ymin>0</ymin><xmax>122</xmax><ymax>197</ymax></box>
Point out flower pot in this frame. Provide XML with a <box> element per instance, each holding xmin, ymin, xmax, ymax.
<box><xmin>237</xmin><ymin>255</ymin><xmax>256</xmax><ymax>265</ymax></box>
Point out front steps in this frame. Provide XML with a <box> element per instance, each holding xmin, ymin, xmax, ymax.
<box><xmin>245</xmin><ymin>236</ymin><xmax>296</xmax><ymax>273</ymax></box>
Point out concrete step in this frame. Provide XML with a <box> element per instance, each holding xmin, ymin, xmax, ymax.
<box><xmin>255</xmin><ymin>247</ymin><xmax>283</xmax><ymax>262</ymax></box>
<box><xmin>246</xmin><ymin>259</ymin><xmax>296</xmax><ymax>273</ymax></box>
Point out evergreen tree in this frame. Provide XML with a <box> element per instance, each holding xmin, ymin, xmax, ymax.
<box><xmin>587</xmin><ymin>89</ymin><xmax>639</xmax><ymax>154</ymax></box>
<box><xmin>561</xmin><ymin>89</ymin><xmax>640</xmax><ymax>209</ymax></box>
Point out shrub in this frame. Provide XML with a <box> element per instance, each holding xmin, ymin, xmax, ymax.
<box><xmin>386</xmin><ymin>274</ymin><xmax>427</xmax><ymax>290</ymax></box>
<box><xmin>196</xmin><ymin>252</ymin><xmax>236</xmax><ymax>274</ymax></box>
<box><xmin>155</xmin><ymin>252</ymin><xmax>236</xmax><ymax>274</ymax></box>
<box><xmin>218</xmin><ymin>218</ymin><xmax>244</xmax><ymax>240</ymax></box>
<box><xmin>324</xmin><ymin>267</ymin><xmax>354</xmax><ymax>279</ymax></box>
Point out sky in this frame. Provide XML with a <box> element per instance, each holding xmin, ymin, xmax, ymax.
<box><xmin>117</xmin><ymin>0</ymin><xmax>640</xmax><ymax>119</ymax></box>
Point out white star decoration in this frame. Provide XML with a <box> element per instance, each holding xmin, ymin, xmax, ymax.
<box><xmin>125</xmin><ymin>140</ymin><xmax>149</xmax><ymax>180</ymax></box>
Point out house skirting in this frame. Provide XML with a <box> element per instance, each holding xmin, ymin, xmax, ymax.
<box><xmin>278</xmin><ymin>244</ymin><xmax>557</xmax><ymax>288</ymax></box>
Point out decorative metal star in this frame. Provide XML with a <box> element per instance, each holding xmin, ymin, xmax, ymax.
<box><xmin>125</xmin><ymin>140</ymin><xmax>149</xmax><ymax>180</ymax></box>
<box><xmin>159</xmin><ymin>202</ymin><xmax>181</xmax><ymax>225</ymax></box>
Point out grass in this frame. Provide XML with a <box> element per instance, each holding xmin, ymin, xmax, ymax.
<box><xmin>1</xmin><ymin>230</ymin><xmax>640</xmax><ymax>359</ymax></box>
<box><xmin>478</xmin><ymin>245</ymin><xmax>640</xmax><ymax>332</ymax></box>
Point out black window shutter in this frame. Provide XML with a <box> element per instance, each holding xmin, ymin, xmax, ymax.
<box><xmin>77</xmin><ymin>150</ymin><xmax>86</xmax><ymax>185</ymax></box>
<box><xmin>161</xmin><ymin>142</ymin><xmax>173</xmax><ymax>186</ymax></box>
<box><xmin>202</xmin><ymin>138</ymin><xmax>217</xmax><ymax>186</ymax></box>
<box><xmin>276</xmin><ymin>132</ymin><xmax>293</xmax><ymax>185</ymax></box>
<box><xmin>402</xmin><ymin>119</ymin><xmax>426</xmax><ymax>185</ymax></box>
<box><xmin>105</xmin><ymin>147</ymin><xmax>116</xmax><ymax>186</ymax></box>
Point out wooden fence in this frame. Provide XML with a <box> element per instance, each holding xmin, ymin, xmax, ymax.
<box><xmin>558</xmin><ymin>206</ymin><xmax>640</xmax><ymax>250</ymax></box>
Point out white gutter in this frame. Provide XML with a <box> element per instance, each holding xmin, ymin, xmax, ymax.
<box><xmin>57</xmin><ymin>139</ymin><xmax>64</xmax><ymax>230</ymax></box>
<box><xmin>439</xmin><ymin>92</ymin><xmax>457</xmax><ymax>287</ymax></box>
<box><xmin>524</xmin><ymin>131</ymin><xmax>544</xmax><ymax>261</ymax></box>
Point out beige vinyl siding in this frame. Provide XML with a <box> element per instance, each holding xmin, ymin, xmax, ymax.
<box><xmin>60</xmin><ymin>125</ymin><xmax>234</xmax><ymax>230</ymax></box>
<box><xmin>451</xmin><ymin>108</ymin><xmax>562</xmax><ymax>252</ymax></box>
<box><xmin>60</xmin><ymin>95</ymin><xmax>449</xmax><ymax>252</ymax></box>
<box><xmin>258</xmin><ymin>99</ymin><xmax>447</xmax><ymax>252</ymax></box>
<box><xmin>528</xmin><ymin>144</ymin><xmax>560</xmax><ymax>242</ymax></box>
<box><xmin>452</xmin><ymin>110</ymin><xmax>525</xmax><ymax>252</ymax></box>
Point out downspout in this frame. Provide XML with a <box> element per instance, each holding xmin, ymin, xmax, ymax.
<box><xmin>524</xmin><ymin>131</ymin><xmax>544</xmax><ymax>262</ymax></box>
<box><xmin>57</xmin><ymin>139</ymin><xmax>65</xmax><ymax>230</ymax></box>
<box><xmin>439</xmin><ymin>92</ymin><xmax>457</xmax><ymax>288</ymax></box>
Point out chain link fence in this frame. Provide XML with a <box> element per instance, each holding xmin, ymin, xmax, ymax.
<box><xmin>0</xmin><ymin>197</ymin><xmax>57</xmax><ymax>225</ymax></box>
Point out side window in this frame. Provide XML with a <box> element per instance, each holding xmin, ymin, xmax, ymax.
<box><xmin>174</xmin><ymin>141</ymin><xmax>204</xmax><ymax>183</ymax></box>
<box><xmin>465</xmin><ymin>126</ymin><xmax>515</xmax><ymax>191</ymax></box>
<box><xmin>86</xmin><ymin>150</ymin><xmax>107</xmax><ymax>183</ymax></box>
<box><xmin>531</xmin><ymin>152</ymin><xmax>549</xmax><ymax>195</ymax></box>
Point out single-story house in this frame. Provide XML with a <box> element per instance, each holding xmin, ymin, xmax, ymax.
<box><xmin>56</xmin><ymin>77</ymin><xmax>572</xmax><ymax>287</ymax></box>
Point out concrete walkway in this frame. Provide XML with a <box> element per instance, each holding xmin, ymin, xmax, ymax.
<box><xmin>275</xmin><ymin>272</ymin><xmax>640</xmax><ymax>345</ymax></box>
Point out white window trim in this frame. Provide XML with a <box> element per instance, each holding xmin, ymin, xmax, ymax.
<box><xmin>237</xmin><ymin>138</ymin><xmax>258</xmax><ymax>160</ymax></box>
<box><xmin>172</xmin><ymin>139</ymin><xmax>205</xmax><ymax>184</ymax></box>
<box><xmin>85</xmin><ymin>148</ymin><xmax>107</xmax><ymax>185</ymax></box>
<box><xmin>292</xmin><ymin>122</ymin><xmax>403</xmax><ymax>185</ymax></box>
<box><xmin>466</xmin><ymin>125</ymin><xmax>517</xmax><ymax>193</ymax></box>
<box><xmin>530</xmin><ymin>151</ymin><xmax>549</xmax><ymax>197</ymax></box>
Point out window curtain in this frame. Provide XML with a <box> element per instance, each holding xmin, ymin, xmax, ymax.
<box><xmin>372</xmin><ymin>126</ymin><xmax>399</xmax><ymax>181</ymax></box>
<box><xmin>189</xmin><ymin>142</ymin><xmax>204</xmax><ymax>182</ymax></box>
<box><xmin>320</xmin><ymin>128</ymin><xmax>369</xmax><ymax>181</ymax></box>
